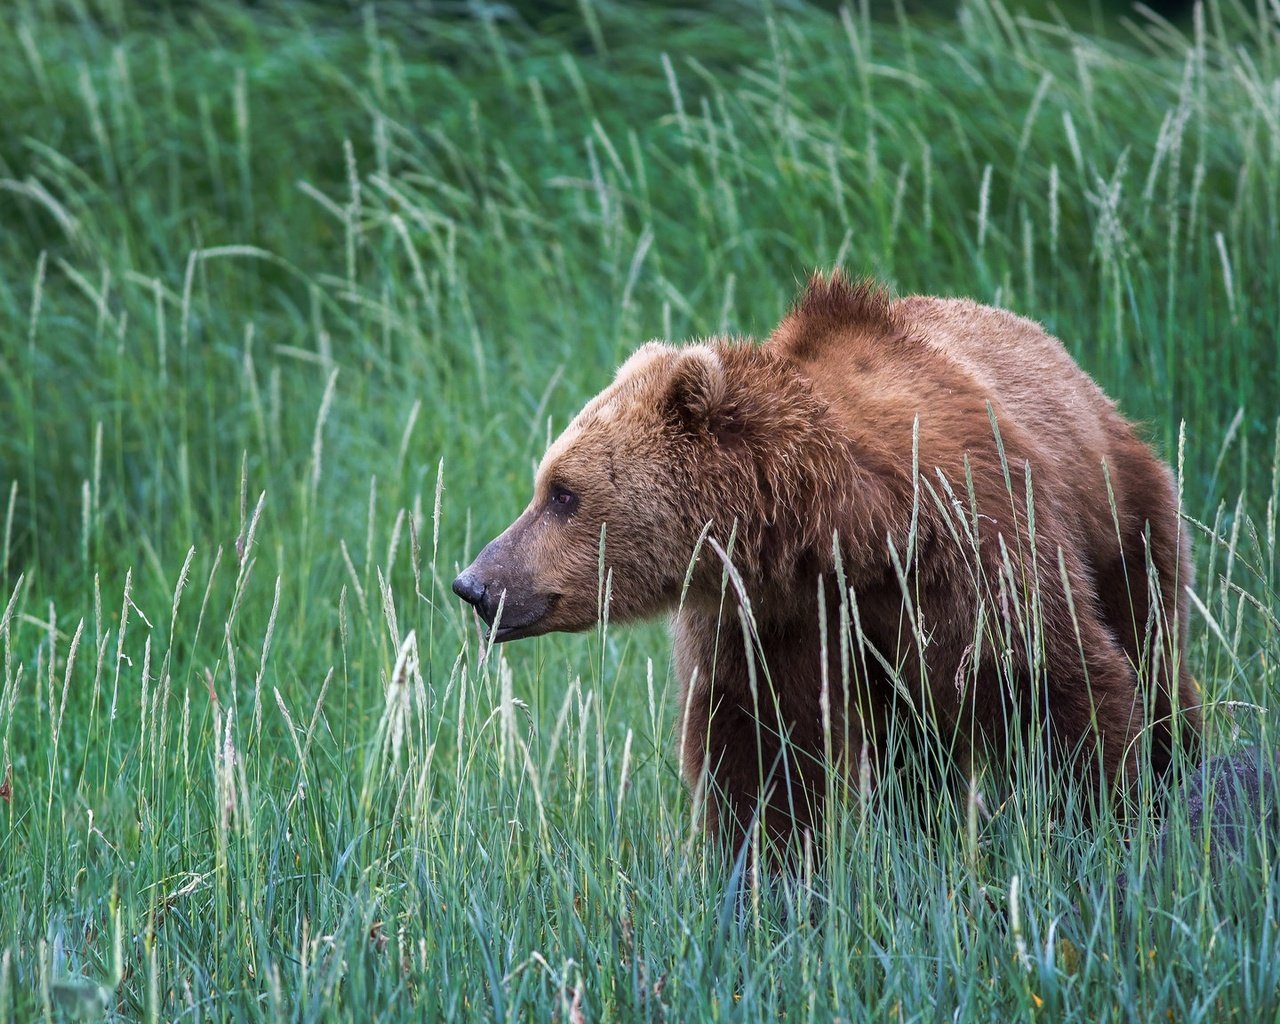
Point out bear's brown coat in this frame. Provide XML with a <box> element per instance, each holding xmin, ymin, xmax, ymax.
<box><xmin>454</xmin><ymin>272</ymin><xmax>1201</xmax><ymax>850</ymax></box>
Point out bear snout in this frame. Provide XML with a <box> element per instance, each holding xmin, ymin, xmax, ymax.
<box><xmin>453</xmin><ymin>546</ymin><xmax>562</xmax><ymax>642</ymax></box>
<box><xmin>453</xmin><ymin>565</ymin><xmax>507</xmax><ymax>628</ymax></box>
<box><xmin>452</xmin><ymin>569</ymin><xmax>488</xmax><ymax>612</ymax></box>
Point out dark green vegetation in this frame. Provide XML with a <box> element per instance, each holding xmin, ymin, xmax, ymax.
<box><xmin>1</xmin><ymin>0</ymin><xmax>1278</xmax><ymax>1020</ymax></box>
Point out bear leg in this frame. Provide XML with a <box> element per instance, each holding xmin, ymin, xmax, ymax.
<box><xmin>1039</xmin><ymin>584</ymin><xmax>1149</xmax><ymax>790</ymax></box>
<box><xmin>680</xmin><ymin>680</ymin><xmax>825</xmax><ymax>857</ymax></box>
<box><xmin>1091</xmin><ymin>448</ymin><xmax>1201</xmax><ymax>772</ymax></box>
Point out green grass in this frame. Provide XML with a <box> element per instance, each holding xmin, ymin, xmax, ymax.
<box><xmin>1</xmin><ymin>0</ymin><xmax>1279</xmax><ymax>1019</ymax></box>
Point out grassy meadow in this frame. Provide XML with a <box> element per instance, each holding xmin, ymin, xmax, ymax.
<box><xmin>2</xmin><ymin>0</ymin><xmax>1280</xmax><ymax>1019</ymax></box>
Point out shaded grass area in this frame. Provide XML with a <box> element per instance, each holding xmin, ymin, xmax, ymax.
<box><xmin>1</xmin><ymin>0</ymin><xmax>1279</xmax><ymax>1019</ymax></box>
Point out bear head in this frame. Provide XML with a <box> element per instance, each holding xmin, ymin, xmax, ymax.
<box><xmin>452</xmin><ymin>340</ymin><xmax>734</xmax><ymax>642</ymax></box>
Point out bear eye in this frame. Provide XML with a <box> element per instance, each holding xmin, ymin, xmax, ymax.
<box><xmin>548</xmin><ymin>484</ymin><xmax>579</xmax><ymax>516</ymax></box>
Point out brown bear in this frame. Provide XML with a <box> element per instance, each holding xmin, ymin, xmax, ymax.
<box><xmin>453</xmin><ymin>272</ymin><xmax>1201</xmax><ymax>851</ymax></box>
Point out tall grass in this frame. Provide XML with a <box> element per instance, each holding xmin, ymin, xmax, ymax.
<box><xmin>1</xmin><ymin>0</ymin><xmax>1278</xmax><ymax>1019</ymax></box>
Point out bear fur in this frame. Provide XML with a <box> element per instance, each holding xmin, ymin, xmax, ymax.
<box><xmin>454</xmin><ymin>272</ymin><xmax>1202</xmax><ymax>851</ymax></box>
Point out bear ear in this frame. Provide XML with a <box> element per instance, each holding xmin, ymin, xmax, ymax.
<box><xmin>661</xmin><ymin>344</ymin><xmax>726</xmax><ymax>431</ymax></box>
<box><xmin>614</xmin><ymin>340</ymin><xmax>673</xmax><ymax>384</ymax></box>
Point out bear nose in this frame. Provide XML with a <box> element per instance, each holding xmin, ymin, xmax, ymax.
<box><xmin>452</xmin><ymin>570</ymin><xmax>487</xmax><ymax>611</ymax></box>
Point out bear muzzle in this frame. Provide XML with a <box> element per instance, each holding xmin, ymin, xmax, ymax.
<box><xmin>452</xmin><ymin>549</ymin><xmax>560</xmax><ymax>643</ymax></box>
